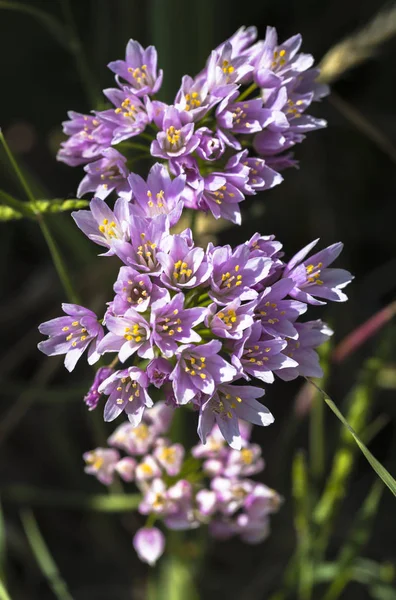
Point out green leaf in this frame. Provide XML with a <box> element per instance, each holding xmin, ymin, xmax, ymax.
<box><xmin>310</xmin><ymin>380</ymin><xmax>396</xmax><ymax>496</ymax></box>
<box><xmin>0</xmin><ymin>2</ymin><xmax>68</xmax><ymax>49</ymax></box>
<box><xmin>21</xmin><ymin>510</ymin><xmax>73</xmax><ymax>600</ymax></box>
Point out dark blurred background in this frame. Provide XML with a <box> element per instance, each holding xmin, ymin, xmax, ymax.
<box><xmin>1</xmin><ymin>1</ymin><xmax>396</xmax><ymax>599</ymax></box>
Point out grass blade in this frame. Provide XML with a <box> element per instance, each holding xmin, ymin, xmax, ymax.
<box><xmin>322</xmin><ymin>480</ymin><xmax>384</xmax><ymax>600</ymax></box>
<box><xmin>309</xmin><ymin>380</ymin><xmax>396</xmax><ymax>496</ymax></box>
<box><xmin>20</xmin><ymin>510</ymin><xmax>73</xmax><ymax>600</ymax></box>
<box><xmin>0</xmin><ymin>578</ymin><xmax>11</xmax><ymax>600</ymax></box>
<box><xmin>292</xmin><ymin>451</ymin><xmax>314</xmax><ymax>600</ymax></box>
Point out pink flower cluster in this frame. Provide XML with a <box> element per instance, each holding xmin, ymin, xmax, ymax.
<box><xmin>84</xmin><ymin>402</ymin><xmax>281</xmax><ymax>565</ymax></box>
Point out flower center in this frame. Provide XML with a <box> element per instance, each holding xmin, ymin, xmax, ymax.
<box><xmin>258</xmin><ymin>301</ymin><xmax>286</xmax><ymax>325</ymax></box>
<box><xmin>185</xmin><ymin>91</ymin><xmax>201</xmax><ymax>111</ymax></box>
<box><xmin>136</xmin><ymin>233</ymin><xmax>158</xmax><ymax>270</ymax></box>
<box><xmin>140</xmin><ymin>462</ymin><xmax>154</xmax><ymax>475</ymax></box>
<box><xmin>232</xmin><ymin>105</ymin><xmax>248</xmax><ymax>125</ymax></box>
<box><xmin>166</xmin><ymin>125</ymin><xmax>181</xmax><ymax>146</ymax></box>
<box><xmin>305</xmin><ymin>262</ymin><xmax>324</xmax><ymax>285</ymax></box>
<box><xmin>85</xmin><ymin>451</ymin><xmax>104</xmax><ymax>470</ymax></box>
<box><xmin>217</xmin><ymin>309</ymin><xmax>237</xmax><ymax>327</ymax></box>
<box><xmin>159</xmin><ymin>447</ymin><xmax>176</xmax><ymax>464</ymax></box>
<box><xmin>114</xmin><ymin>97</ymin><xmax>139</xmax><ymax>119</ymax></box>
<box><xmin>243</xmin><ymin>344</ymin><xmax>271</xmax><ymax>366</ymax></box>
<box><xmin>220</xmin><ymin>265</ymin><xmax>242</xmax><ymax>289</ymax></box>
<box><xmin>62</xmin><ymin>320</ymin><xmax>88</xmax><ymax>348</ymax></box>
<box><xmin>146</xmin><ymin>189</ymin><xmax>166</xmax><ymax>211</ymax></box>
<box><xmin>123</xmin><ymin>278</ymin><xmax>149</xmax><ymax>307</ymax></box>
<box><xmin>158</xmin><ymin>308</ymin><xmax>183</xmax><ymax>337</ymax></box>
<box><xmin>272</xmin><ymin>48</ymin><xmax>287</xmax><ymax>68</ymax></box>
<box><xmin>214</xmin><ymin>391</ymin><xmax>242</xmax><ymax>419</ymax></box>
<box><xmin>116</xmin><ymin>377</ymin><xmax>140</xmax><ymax>404</ymax></box>
<box><xmin>123</xmin><ymin>323</ymin><xmax>147</xmax><ymax>344</ymax></box>
<box><xmin>98</xmin><ymin>218</ymin><xmax>118</xmax><ymax>239</ymax></box>
<box><xmin>221</xmin><ymin>59</ymin><xmax>235</xmax><ymax>75</ymax></box>
<box><xmin>134</xmin><ymin>424</ymin><xmax>150</xmax><ymax>440</ymax></box>
<box><xmin>173</xmin><ymin>260</ymin><xmax>193</xmax><ymax>283</ymax></box>
<box><xmin>184</xmin><ymin>355</ymin><xmax>207</xmax><ymax>379</ymax></box>
<box><xmin>286</xmin><ymin>98</ymin><xmax>303</xmax><ymax>119</ymax></box>
<box><xmin>127</xmin><ymin>64</ymin><xmax>149</xmax><ymax>88</ymax></box>
<box><xmin>241</xmin><ymin>448</ymin><xmax>254</xmax><ymax>465</ymax></box>
<box><xmin>153</xmin><ymin>492</ymin><xmax>167</xmax><ymax>510</ymax></box>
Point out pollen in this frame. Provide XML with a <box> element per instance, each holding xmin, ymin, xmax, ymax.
<box><xmin>166</xmin><ymin>125</ymin><xmax>181</xmax><ymax>146</ymax></box>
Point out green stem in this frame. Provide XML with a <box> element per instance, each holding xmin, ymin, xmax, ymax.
<box><xmin>4</xmin><ymin>486</ymin><xmax>140</xmax><ymax>512</ymax></box>
<box><xmin>0</xmin><ymin>131</ymin><xmax>35</xmax><ymax>203</ymax></box>
<box><xmin>38</xmin><ymin>217</ymin><xmax>79</xmax><ymax>303</ymax></box>
<box><xmin>0</xmin><ymin>132</ymin><xmax>79</xmax><ymax>303</ymax></box>
<box><xmin>0</xmin><ymin>189</ymin><xmax>33</xmax><ymax>219</ymax></box>
<box><xmin>237</xmin><ymin>83</ymin><xmax>258</xmax><ymax>102</ymax></box>
<box><xmin>145</xmin><ymin>513</ymin><xmax>157</xmax><ymax>528</ymax></box>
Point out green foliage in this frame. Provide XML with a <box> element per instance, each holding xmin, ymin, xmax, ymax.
<box><xmin>21</xmin><ymin>510</ymin><xmax>73</xmax><ymax>600</ymax></box>
<box><xmin>0</xmin><ymin>197</ymin><xmax>89</xmax><ymax>221</ymax></box>
<box><xmin>0</xmin><ymin>578</ymin><xmax>11</xmax><ymax>600</ymax></box>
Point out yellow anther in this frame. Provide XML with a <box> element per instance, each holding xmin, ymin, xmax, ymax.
<box><xmin>72</xmin><ymin>321</ymin><xmax>79</xmax><ymax>326</ymax></box>
<box><xmin>160</xmin><ymin>447</ymin><xmax>176</xmax><ymax>463</ymax></box>
<box><xmin>241</xmin><ymin>448</ymin><xmax>253</xmax><ymax>464</ymax></box>
<box><xmin>140</xmin><ymin>463</ymin><xmax>153</xmax><ymax>475</ymax></box>
<box><xmin>62</xmin><ymin>326</ymin><xmax>69</xmax><ymax>332</ymax></box>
